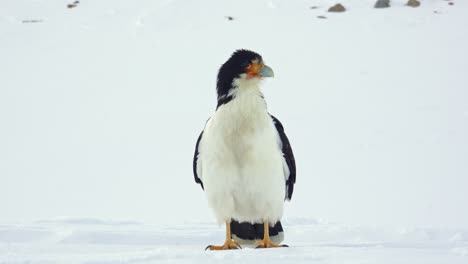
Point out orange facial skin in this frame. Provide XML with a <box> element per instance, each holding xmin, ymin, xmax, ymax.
<box><xmin>246</xmin><ymin>63</ymin><xmax>264</xmax><ymax>78</ymax></box>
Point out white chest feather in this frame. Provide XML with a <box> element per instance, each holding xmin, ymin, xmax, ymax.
<box><xmin>198</xmin><ymin>82</ymin><xmax>286</xmax><ymax>224</ymax></box>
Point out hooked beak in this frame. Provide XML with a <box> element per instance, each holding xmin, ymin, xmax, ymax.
<box><xmin>259</xmin><ymin>65</ymin><xmax>274</xmax><ymax>78</ymax></box>
<box><xmin>246</xmin><ymin>63</ymin><xmax>275</xmax><ymax>78</ymax></box>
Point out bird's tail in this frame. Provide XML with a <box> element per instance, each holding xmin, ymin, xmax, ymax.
<box><xmin>230</xmin><ymin>220</ymin><xmax>284</xmax><ymax>245</ymax></box>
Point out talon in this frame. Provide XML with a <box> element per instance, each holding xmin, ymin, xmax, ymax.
<box><xmin>254</xmin><ymin>221</ymin><xmax>289</xmax><ymax>249</ymax></box>
<box><xmin>254</xmin><ymin>239</ymin><xmax>287</xmax><ymax>249</ymax></box>
<box><xmin>205</xmin><ymin>221</ymin><xmax>242</xmax><ymax>251</ymax></box>
<box><xmin>232</xmin><ymin>242</ymin><xmax>242</xmax><ymax>249</ymax></box>
<box><xmin>205</xmin><ymin>240</ymin><xmax>241</xmax><ymax>250</ymax></box>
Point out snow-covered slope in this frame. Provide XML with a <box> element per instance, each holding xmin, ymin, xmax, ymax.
<box><xmin>1</xmin><ymin>0</ymin><xmax>468</xmax><ymax>263</ymax></box>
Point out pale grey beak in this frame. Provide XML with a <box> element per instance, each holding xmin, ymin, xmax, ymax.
<box><xmin>259</xmin><ymin>65</ymin><xmax>274</xmax><ymax>78</ymax></box>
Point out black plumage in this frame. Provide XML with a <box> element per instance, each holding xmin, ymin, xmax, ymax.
<box><xmin>271</xmin><ymin>115</ymin><xmax>296</xmax><ymax>200</ymax></box>
<box><xmin>193</xmin><ymin>131</ymin><xmax>204</xmax><ymax>190</ymax></box>
<box><xmin>216</xmin><ymin>50</ymin><xmax>263</xmax><ymax>109</ymax></box>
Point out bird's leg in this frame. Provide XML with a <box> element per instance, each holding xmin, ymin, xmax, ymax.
<box><xmin>255</xmin><ymin>220</ymin><xmax>288</xmax><ymax>248</ymax></box>
<box><xmin>205</xmin><ymin>220</ymin><xmax>241</xmax><ymax>250</ymax></box>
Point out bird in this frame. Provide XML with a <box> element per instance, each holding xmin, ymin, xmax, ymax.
<box><xmin>193</xmin><ymin>49</ymin><xmax>296</xmax><ymax>250</ymax></box>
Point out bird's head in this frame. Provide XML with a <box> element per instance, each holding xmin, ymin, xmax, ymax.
<box><xmin>216</xmin><ymin>49</ymin><xmax>274</xmax><ymax>108</ymax></box>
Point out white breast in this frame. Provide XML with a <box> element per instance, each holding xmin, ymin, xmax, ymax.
<box><xmin>198</xmin><ymin>81</ymin><xmax>286</xmax><ymax>224</ymax></box>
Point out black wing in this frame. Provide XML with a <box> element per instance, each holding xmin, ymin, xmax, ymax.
<box><xmin>271</xmin><ymin>115</ymin><xmax>296</xmax><ymax>200</ymax></box>
<box><xmin>193</xmin><ymin>131</ymin><xmax>204</xmax><ymax>190</ymax></box>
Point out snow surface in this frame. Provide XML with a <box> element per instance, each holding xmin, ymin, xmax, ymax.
<box><xmin>1</xmin><ymin>217</ymin><xmax>468</xmax><ymax>263</ymax></box>
<box><xmin>1</xmin><ymin>0</ymin><xmax>468</xmax><ymax>263</ymax></box>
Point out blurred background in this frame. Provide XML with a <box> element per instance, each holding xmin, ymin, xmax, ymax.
<box><xmin>1</xmin><ymin>0</ymin><xmax>467</xmax><ymax>229</ymax></box>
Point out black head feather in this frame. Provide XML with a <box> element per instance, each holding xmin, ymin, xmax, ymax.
<box><xmin>216</xmin><ymin>49</ymin><xmax>263</xmax><ymax>108</ymax></box>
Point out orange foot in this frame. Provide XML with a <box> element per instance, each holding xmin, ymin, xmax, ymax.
<box><xmin>205</xmin><ymin>239</ymin><xmax>241</xmax><ymax>250</ymax></box>
<box><xmin>254</xmin><ymin>239</ymin><xmax>288</xmax><ymax>249</ymax></box>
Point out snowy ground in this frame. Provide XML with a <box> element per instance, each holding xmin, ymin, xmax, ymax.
<box><xmin>1</xmin><ymin>217</ymin><xmax>468</xmax><ymax>264</ymax></box>
<box><xmin>1</xmin><ymin>0</ymin><xmax>468</xmax><ymax>263</ymax></box>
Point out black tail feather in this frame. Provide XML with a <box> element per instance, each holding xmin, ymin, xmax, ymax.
<box><xmin>230</xmin><ymin>220</ymin><xmax>284</xmax><ymax>242</ymax></box>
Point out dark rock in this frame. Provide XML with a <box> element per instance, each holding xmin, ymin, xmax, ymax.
<box><xmin>22</xmin><ymin>19</ymin><xmax>43</xmax><ymax>23</ymax></box>
<box><xmin>67</xmin><ymin>1</ymin><xmax>79</xmax><ymax>8</ymax></box>
<box><xmin>448</xmin><ymin>2</ymin><xmax>454</xmax><ymax>5</ymax></box>
<box><xmin>310</xmin><ymin>6</ymin><xmax>319</xmax><ymax>9</ymax></box>
<box><xmin>328</xmin><ymin>3</ymin><xmax>346</xmax><ymax>13</ymax></box>
<box><xmin>317</xmin><ymin>16</ymin><xmax>327</xmax><ymax>19</ymax></box>
<box><xmin>374</xmin><ymin>0</ymin><xmax>390</xmax><ymax>8</ymax></box>
<box><xmin>225</xmin><ymin>16</ymin><xmax>234</xmax><ymax>21</ymax></box>
<box><xmin>407</xmin><ymin>0</ymin><xmax>420</xmax><ymax>7</ymax></box>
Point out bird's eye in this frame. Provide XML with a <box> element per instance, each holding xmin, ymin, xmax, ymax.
<box><xmin>241</xmin><ymin>62</ymin><xmax>250</xmax><ymax>68</ymax></box>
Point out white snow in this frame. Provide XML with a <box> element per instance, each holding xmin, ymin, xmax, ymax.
<box><xmin>1</xmin><ymin>0</ymin><xmax>467</xmax><ymax>263</ymax></box>
<box><xmin>1</xmin><ymin>217</ymin><xmax>468</xmax><ymax>263</ymax></box>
